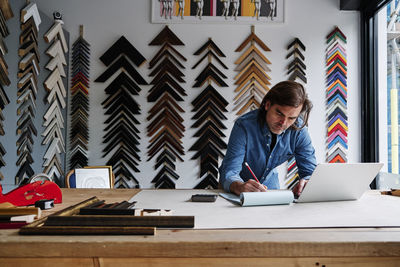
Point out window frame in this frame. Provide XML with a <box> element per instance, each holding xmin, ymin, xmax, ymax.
<box><xmin>341</xmin><ymin>0</ymin><xmax>391</xmax><ymax>188</ymax></box>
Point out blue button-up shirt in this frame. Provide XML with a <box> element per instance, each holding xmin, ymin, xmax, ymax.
<box><xmin>219</xmin><ymin>109</ymin><xmax>317</xmax><ymax>193</ymax></box>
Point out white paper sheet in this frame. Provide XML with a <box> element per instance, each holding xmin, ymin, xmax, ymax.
<box><xmin>129</xmin><ymin>189</ymin><xmax>400</xmax><ymax>229</ymax></box>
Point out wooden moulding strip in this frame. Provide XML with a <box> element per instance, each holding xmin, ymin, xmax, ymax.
<box><xmin>19</xmin><ymin>196</ymin><xmax>99</xmax><ymax>230</ymax></box>
<box><xmin>19</xmin><ymin>196</ymin><xmax>157</xmax><ymax>235</ymax></box>
<box><xmin>0</xmin><ymin>0</ymin><xmax>14</xmax><ymax>20</ymax></box>
<box><xmin>0</xmin><ymin>207</ymin><xmax>41</xmax><ymax>218</ymax></box>
<box><xmin>19</xmin><ymin>226</ymin><xmax>155</xmax><ymax>235</ymax></box>
<box><xmin>44</xmin><ymin>215</ymin><xmax>195</xmax><ymax>228</ymax></box>
<box><xmin>79</xmin><ymin>208</ymin><xmax>136</xmax><ymax>215</ymax></box>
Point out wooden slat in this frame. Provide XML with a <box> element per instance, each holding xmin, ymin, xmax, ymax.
<box><xmin>0</xmin><ymin>258</ymin><xmax>94</xmax><ymax>267</ymax></box>
<box><xmin>19</xmin><ymin>226</ymin><xmax>155</xmax><ymax>235</ymax></box>
<box><xmin>0</xmin><ymin>207</ymin><xmax>40</xmax><ymax>217</ymax></box>
<box><xmin>1</xmin><ymin>257</ymin><xmax>400</xmax><ymax>267</ymax></box>
<box><xmin>20</xmin><ymin>196</ymin><xmax>99</xmax><ymax>230</ymax></box>
<box><xmin>44</xmin><ymin>215</ymin><xmax>194</xmax><ymax>228</ymax></box>
<box><xmin>0</xmin><ymin>0</ymin><xmax>13</xmax><ymax>20</ymax></box>
<box><xmin>101</xmin><ymin>257</ymin><xmax>400</xmax><ymax>267</ymax></box>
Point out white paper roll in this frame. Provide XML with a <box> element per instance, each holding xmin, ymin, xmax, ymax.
<box><xmin>240</xmin><ymin>190</ymin><xmax>294</xmax><ymax>206</ymax></box>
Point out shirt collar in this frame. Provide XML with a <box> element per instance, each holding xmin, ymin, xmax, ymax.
<box><xmin>262</xmin><ymin>123</ymin><xmax>287</xmax><ymax>137</ymax></box>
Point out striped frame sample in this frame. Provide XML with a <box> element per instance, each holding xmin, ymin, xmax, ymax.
<box><xmin>68</xmin><ymin>26</ymin><xmax>90</xmax><ymax>170</ymax></box>
<box><xmin>0</xmin><ymin>7</ymin><xmax>10</xmax><ymax>180</ymax></box>
<box><xmin>147</xmin><ymin>26</ymin><xmax>186</xmax><ymax>189</ymax></box>
<box><xmin>15</xmin><ymin>3</ymin><xmax>41</xmax><ymax>183</ymax></box>
<box><xmin>190</xmin><ymin>38</ymin><xmax>228</xmax><ymax>189</ymax></box>
<box><xmin>94</xmin><ymin>36</ymin><xmax>147</xmax><ymax>188</ymax></box>
<box><xmin>42</xmin><ymin>16</ymin><xmax>68</xmax><ymax>182</ymax></box>
<box><xmin>284</xmin><ymin>37</ymin><xmax>306</xmax><ymax>189</ymax></box>
<box><xmin>326</xmin><ymin>27</ymin><xmax>348</xmax><ymax>163</ymax></box>
<box><xmin>233</xmin><ymin>27</ymin><xmax>271</xmax><ymax>116</ymax></box>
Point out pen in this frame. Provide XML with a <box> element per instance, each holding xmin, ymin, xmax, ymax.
<box><xmin>245</xmin><ymin>162</ymin><xmax>268</xmax><ymax>190</ymax></box>
<box><xmin>244</xmin><ymin>162</ymin><xmax>261</xmax><ymax>183</ymax></box>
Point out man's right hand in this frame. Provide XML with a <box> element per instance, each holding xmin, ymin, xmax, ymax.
<box><xmin>230</xmin><ymin>180</ymin><xmax>267</xmax><ymax>196</ymax></box>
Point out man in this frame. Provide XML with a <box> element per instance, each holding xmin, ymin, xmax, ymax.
<box><xmin>219</xmin><ymin>81</ymin><xmax>316</xmax><ymax>197</ymax></box>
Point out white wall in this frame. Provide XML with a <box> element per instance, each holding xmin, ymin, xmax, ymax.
<box><xmin>36</xmin><ymin>0</ymin><xmax>360</xmax><ymax>188</ymax></box>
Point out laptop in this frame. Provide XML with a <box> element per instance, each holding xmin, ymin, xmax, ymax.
<box><xmin>296</xmin><ymin>163</ymin><xmax>384</xmax><ymax>203</ymax></box>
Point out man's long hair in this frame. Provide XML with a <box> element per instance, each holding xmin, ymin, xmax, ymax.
<box><xmin>257</xmin><ymin>81</ymin><xmax>313</xmax><ymax>130</ymax></box>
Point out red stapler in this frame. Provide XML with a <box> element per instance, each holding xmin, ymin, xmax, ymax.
<box><xmin>0</xmin><ymin>181</ymin><xmax>62</xmax><ymax>206</ymax></box>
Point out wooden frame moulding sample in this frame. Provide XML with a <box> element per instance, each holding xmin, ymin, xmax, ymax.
<box><xmin>19</xmin><ymin>197</ymin><xmax>156</xmax><ymax>235</ymax></box>
<box><xmin>44</xmin><ymin>215</ymin><xmax>194</xmax><ymax>228</ymax></box>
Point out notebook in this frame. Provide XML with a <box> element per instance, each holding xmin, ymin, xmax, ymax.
<box><xmin>296</xmin><ymin>163</ymin><xmax>384</xmax><ymax>203</ymax></box>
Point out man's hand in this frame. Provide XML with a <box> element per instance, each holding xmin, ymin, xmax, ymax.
<box><xmin>230</xmin><ymin>180</ymin><xmax>267</xmax><ymax>196</ymax></box>
<box><xmin>292</xmin><ymin>178</ymin><xmax>308</xmax><ymax>198</ymax></box>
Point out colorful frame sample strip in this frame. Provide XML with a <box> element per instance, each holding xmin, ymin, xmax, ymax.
<box><xmin>15</xmin><ymin>2</ymin><xmax>41</xmax><ymax>184</ymax></box>
<box><xmin>284</xmin><ymin>37</ymin><xmax>306</xmax><ymax>189</ymax></box>
<box><xmin>190</xmin><ymin>38</ymin><xmax>228</xmax><ymax>189</ymax></box>
<box><xmin>0</xmin><ymin>6</ymin><xmax>10</xmax><ymax>180</ymax></box>
<box><xmin>68</xmin><ymin>25</ymin><xmax>90</xmax><ymax>170</ymax></box>
<box><xmin>94</xmin><ymin>36</ymin><xmax>147</xmax><ymax>188</ymax></box>
<box><xmin>326</xmin><ymin>27</ymin><xmax>348</xmax><ymax>163</ymax></box>
<box><xmin>147</xmin><ymin>25</ymin><xmax>186</xmax><ymax>189</ymax></box>
<box><xmin>42</xmin><ymin>14</ymin><xmax>68</xmax><ymax>182</ymax></box>
<box><xmin>233</xmin><ymin>26</ymin><xmax>271</xmax><ymax>115</ymax></box>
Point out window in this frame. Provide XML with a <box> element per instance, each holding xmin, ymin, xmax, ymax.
<box><xmin>376</xmin><ymin>1</ymin><xmax>398</xmax><ymax>173</ymax></box>
<box><xmin>376</xmin><ymin>0</ymin><xmax>400</xmax><ymax>188</ymax></box>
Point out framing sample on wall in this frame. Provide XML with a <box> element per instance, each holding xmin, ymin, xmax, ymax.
<box><xmin>151</xmin><ymin>0</ymin><xmax>284</xmax><ymax>24</ymax></box>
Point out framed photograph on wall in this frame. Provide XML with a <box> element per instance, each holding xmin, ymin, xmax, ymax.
<box><xmin>151</xmin><ymin>0</ymin><xmax>284</xmax><ymax>24</ymax></box>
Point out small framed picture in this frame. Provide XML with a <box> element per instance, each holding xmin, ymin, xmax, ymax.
<box><xmin>75</xmin><ymin>167</ymin><xmax>113</xmax><ymax>188</ymax></box>
<box><xmin>151</xmin><ymin>0</ymin><xmax>284</xmax><ymax>24</ymax></box>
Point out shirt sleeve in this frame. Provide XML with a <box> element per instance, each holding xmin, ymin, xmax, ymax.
<box><xmin>294</xmin><ymin>126</ymin><xmax>317</xmax><ymax>180</ymax></box>
<box><xmin>219</xmin><ymin>120</ymin><xmax>247</xmax><ymax>193</ymax></box>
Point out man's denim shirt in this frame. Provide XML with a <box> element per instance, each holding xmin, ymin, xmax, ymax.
<box><xmin>219</xmin><ymin>109</ymin><xmax>317</xmax><ymax>193</ymax></box>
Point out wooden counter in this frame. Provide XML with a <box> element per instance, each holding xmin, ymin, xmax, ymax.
<box><xmin>0</xmin><ymin>189</ymin><xmax>399</xmax><ymax>266</ymax></box>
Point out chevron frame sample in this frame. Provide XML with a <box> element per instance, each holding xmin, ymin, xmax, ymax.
<box><xmin>148</xmin><ymin>26</ymin><xmax>186</xmax><ymax>189</ymax></box>
<box><xmin>68</xmin><ymin>25</ymin><xmax>90</xmax><ymax>170</ymax></box>
<box><xmin>0</xmin><ymin>6</ymin><xmax>10</xmax><ymax>180</ymax></box>
<box><xmin>15</xmin><ymin>2</ymin><xmax>41</xmax><ymax>184</ymax></box>
<box><xmin>0</xmin><ymin>0</ymin><xmax>13</xmax><ymax>20</ymax></box>
<box><xmin>284</xmin><ymin>37</ymin><xmax>306</xmax><ymax>189</ymax></box>
<box><xmin>0</xmin><ymin>0</ymin><xmax>70</xmax><ymax>187</ymax></box>
<box><xmin>326</xmin><ymin>27</ymin><xmax>348</xmax><ymax>163</ymax></box>
<box><xmin>286</xmin><ymin>38</ymin><xmax>306</xmax><ymax>84</ymax></box>
<box><xmin>234</xmin><ymin>26</ymin><xmax>271</xmax><ymax>116</ymax></box>
<box><xmin>95</xmin><ymin>36</ymin><xmax>147</xmax><ymax>189</ymax></box>
<box><xmin>42</xmin><ymin>15</ymin><xmax>68</xmax><ymax>183</ymax></box>
<box><xmin>190</xmin><ymin>38</ymin><xmax>228</xmax><ymax>189</ymax></box>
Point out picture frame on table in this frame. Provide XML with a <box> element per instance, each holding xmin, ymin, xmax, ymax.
<box><xmin>74</xmin><ymin>166</ymin><xmax>114</xmax><ymax>189</ymax></box>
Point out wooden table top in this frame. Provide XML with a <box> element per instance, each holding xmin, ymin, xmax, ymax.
<box><xmin>0</xmin><ymin>188</ymin><xmax>400</xmax><ymax>258</ymax></box>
